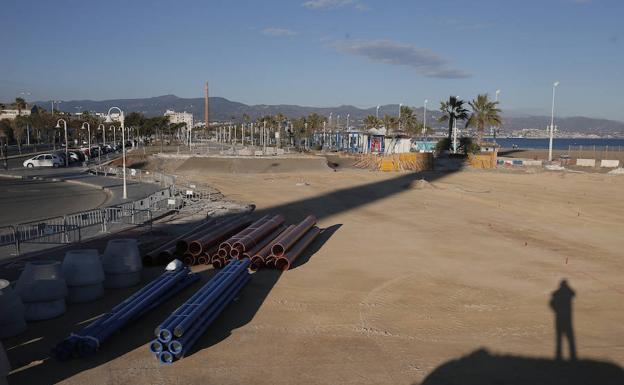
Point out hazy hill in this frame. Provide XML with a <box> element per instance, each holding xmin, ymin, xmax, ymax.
<box><xmin>29</xmin><ymin>95</ymin><xmax>624</xmax><ymax>135</ymax></box>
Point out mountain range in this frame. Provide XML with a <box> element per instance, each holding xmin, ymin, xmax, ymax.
<box><xmin>28</xmin><ymin>95</ymin><xmax>624</xmax><ymax>135</ymax></box>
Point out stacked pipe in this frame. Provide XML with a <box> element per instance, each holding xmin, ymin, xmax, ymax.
<box><xmin>150</xmin><ymin>259</ymin><xmax>251</xmax><ymax>364</ymax></box>
<box><xmin>252</xmin><ymin>215</ymin><xmax>320</xmax><ymax>271</ymax></box>
<box><xmin>52</xmin><ymin>264</ymin><xmax>198</xmax><ymax>361</ymax></box>
<box><xmin>143</xmin><ymin>215</ymin><xmax>251</xmax><ymax>266</ymax></box>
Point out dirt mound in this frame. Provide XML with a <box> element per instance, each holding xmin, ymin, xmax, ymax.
<box><xmin>323</xmin><ymin>155</ymin><xmax>358</xmax><ymax>170</ymax></box>
<box><xmin>175</xmin><ymin>156</ymin><xmax>331</xmax><ymax>174</ymax></box>
<box><xmin>404</xmin><ymin>179</ymin><xmax>436</xmax><ymax>190</ymax></box>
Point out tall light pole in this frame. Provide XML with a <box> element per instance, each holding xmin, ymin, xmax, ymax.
<box><xmin>548</xmin><ymin>82</ymin><xmax>560</xmax><ymax>162</ymax></box>
<box><xmin>106</xmin><ymin>107</ymin><xmax>126</xmax><ymax>199</ymax></box>
<box><xmin>98</xmin><ymin>123</ymin><xmax>106</xmax><ymax>147</ymax></box>
<box><xmin>110</xmin><ymin>125</ymin><xmax>116</xmax><ymax>145</ymax></box>
<box><xmin>422</xmin><ymin>99</ymin><xmax>428</xmax><ymax>140</ymax></box>
<box><xmin>346</xmin><ymin>114</ymin><xmax>350</xmax><ymax>131</ymax></box>
<box><xmin>55</xmin><ymin>119</ymin><xmax>69</xmax><ymax>167</ymax></box>
<box><xmin>81</xmin><ymin>122</ymin><xmax>91</xmax><ymax>155</ymax></box>
<box><xmin>493</xmin><ymin>90</ymin><xmax>501</xmax><ymax>143</ymax></box>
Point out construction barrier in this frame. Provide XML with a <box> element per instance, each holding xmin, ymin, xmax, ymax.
<box><xmin>600</xmin><ymin>159</ymin><xmax>620</xmax><ymax>168</ymax></box>
<box><xmin>468</xmin><ymin>152</ymin><xmax>497</xmax><ymax>169</ymax></box>
<box><xmin>355</xmin><ymin>153</ymin><xmax>433</xmax><ymax>172</ymax></box>
<box><xmin>576</xmin><ymin>159</ymin><xmax>596</xmax><ymax>167</ymax></box>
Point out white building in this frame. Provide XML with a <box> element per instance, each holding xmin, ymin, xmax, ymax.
<box><xmin>164</xmin><ymin>110</ymin><xmax>193</xmax><ymax>129</ymax></box>
<box><xmin>0</xmin><ymin>109</ymin><xmax>31</xmax><ymax>120</ymax></box>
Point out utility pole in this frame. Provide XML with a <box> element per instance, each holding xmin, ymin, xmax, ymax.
<box><xmin>548</xmin><ymin>82</ymin><xmax>560</xmax><ymax>162</ymax></box>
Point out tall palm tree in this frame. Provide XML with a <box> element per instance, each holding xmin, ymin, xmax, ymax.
<box><xmin>465</xmin><ymin>93</ymin><xmax>502</xmax><ymax>143</ymax></box>
<box><xmin>14</xmin><ymin>97</ymin><xmax>27</xmax><ymax>115</ymax></box>
<box><xmin>382</xmin><ymin>114</ymin><xmax>398</xmax><ymax>132</ymax></box>
<box><xmin>439</xmin><ymin>96</ymin><xmax>469</xmax><ymax>141</ymax></box>
<box><xmin>363</xmin><ymin>115</ymin><xmax>380</xmax><ymax>129</ymax></box>
<box><xmin>399</xmin><ymin>105</ymin><xmax>420</xmax><ymax>135</ymax></box>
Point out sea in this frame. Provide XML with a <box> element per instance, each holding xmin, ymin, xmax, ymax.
<box><xmin>489</xmin><ymin>138</ymin><xmax>624</xmax><ymax>150</ymax></box>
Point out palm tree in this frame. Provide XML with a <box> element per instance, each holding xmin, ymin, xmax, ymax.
<box><xmin>382</xmin><ymin>114</ymin><xmax>398</xmax><ymax>132</ymax></box>
<box><xmin>465</xmin><ymin>93</ymin><xmax>502</xmax><ymax>143</ymax></box>
<box><xmin>363</xmin><ymin>115</ymin><xmax>381</xmax><ymax>129</ymax></box>
<box><xmin>399</xmin><ymin>105</ymin><xmax>421</xmax><ymax>136</ymax></box>
<box><xmin>439</xmin><ymin>96</ymin><xmax>469</xmax><ymax>141</ymax></box>
<box><xmin>14</xmin><ymin>97</ymin><xmax>27</xmax><ymax>115</ymax></box>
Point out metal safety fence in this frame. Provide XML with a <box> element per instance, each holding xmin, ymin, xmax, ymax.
<box><xmin>0</xmin><ymin>164</ymin><xmax>218</xmax><ymax>257</ymax></box>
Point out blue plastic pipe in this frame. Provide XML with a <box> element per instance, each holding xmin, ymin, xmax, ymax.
<box><xmin>173</xmin><ymin>259</ymin><xmax>250</xmax><ymax>338</ymax></box>
<box><xmin>155</xmin><ymin>261</ymin><xmax>238</xmax><ymax>342</ymax></box>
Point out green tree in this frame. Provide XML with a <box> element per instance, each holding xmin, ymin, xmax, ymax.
<box><xmin>11</xmin><ymin>116</ymin><xmax>28</xmax><ymax>152</ymax></box>
<box><xmin>363</xmin><ymin>115</ymin><xmax>381</xmax><ymax>129</ymax></box>
<box><xmin>439</xmin><ymin>96</ymin><xmax>469</xmax><ymax>141</ymax></box>
<box><xmin>14</xmin><ymin>97</ymin><xmax>27</xmax><ymax>115</ymax></box>
<box><xmin>398</xmin><ymin>105</ymin><xmax>422</xmax><ymax>136</ymax></box>
<box><xmin>465</xmin><ymin>93</ymin><xmax>502</xmax><ymax>143</ymax></box>
<box><xmin>382</xmin><ymin>114</ymin><xmax>398</xmax><ymax>132</ymax></box>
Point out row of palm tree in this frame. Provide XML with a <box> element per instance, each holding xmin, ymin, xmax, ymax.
<box><xmin>439</xmin><ymin>94</ymin><xmax>502</xmax><ymax>144</ymax></box>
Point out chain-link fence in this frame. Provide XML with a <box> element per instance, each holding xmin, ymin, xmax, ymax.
<box><xmin>567</xmin><ymin>145</ymin><xmax>624</xmax><ymax>161</ymax></box>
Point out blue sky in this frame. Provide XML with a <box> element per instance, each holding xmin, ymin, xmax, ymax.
<box><xmin>1</xmin><ymin>0</ymin><xmax>622</xmax><ymax>120</ymax></box>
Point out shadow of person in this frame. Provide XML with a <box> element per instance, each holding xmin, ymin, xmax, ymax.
<box><xmin>550</xmin><ymin>279</ymin><xmax>577</xmax><ymax>361</ymax></box>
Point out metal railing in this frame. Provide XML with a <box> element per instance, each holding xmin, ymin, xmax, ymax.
<box><xmin>0</xmin><ymin>163</ymin><xmax>217</xmax><ymax>257</ymax></box>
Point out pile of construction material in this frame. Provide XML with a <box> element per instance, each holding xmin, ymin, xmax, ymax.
<box><xmin>142</xmin><ymin>216</ymin><xmax>252</xmax><ymax>266</ymax></box>
<box><xmin>53</xmin><ymin>264</ymin><xmax>198</xmax><ymax>361</ymax></box>
<box><xmin>150</xmin><ymin>258</ymin><xmax>251</xmax><ymax>364</ymax></box>
<box><xmin>150</xmin><ymin>214</ymin><xmax>321</xmax><ymax>272</ymax></box>
<box><xmin>354</xmin><ymin>153</ymin><xmax>434</xmax><ymax>172</ymax></box>
<box><xmin>62</xmin><ymin>249</ymin><xmax>105</xmax><ymax>303</ymax></box>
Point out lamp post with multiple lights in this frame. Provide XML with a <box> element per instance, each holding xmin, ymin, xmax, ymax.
<box><xmin>106</xmin><ymin>107</ymin><xmax>127</xmax><ymax>199</ymax></box>
<box><xmin>81</xmin><ymin>122</ymin><xmax>91</xmax><ymax>154</ymax></box>
<box><xmin>55</xmin><ymin>119</ymin><xmax>69</xmax><ymax>167</ymax></box>
<box><xmin>548</xmin><ymin>82</ymin><xmax>560</xmax><ymax>162</ymax></box>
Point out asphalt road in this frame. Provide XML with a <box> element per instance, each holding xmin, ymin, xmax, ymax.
<box><xmin>0</xmin><ymin>177</ymin><xmax>108</xmax><ymax>226</ymax></box>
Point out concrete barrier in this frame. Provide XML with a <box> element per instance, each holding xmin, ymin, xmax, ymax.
<box><xmin>600</xmin><ymin>159</ymin><xmax>620</xmax><ymax>168</ymax></box>
<box><xmin>522</xmin><ymin>160</ymin><xmax>543</xmax><ymax>166</ymax></box>
<box><xmin>576</xmin><ymin>158</ymin><xmax>596</xmax><ymax>167</ymax></box>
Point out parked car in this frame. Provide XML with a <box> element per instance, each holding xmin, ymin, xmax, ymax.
<box><xmin>23</xmin><ymin>154</ymin><xmax>63</xmax><ymax>168</ymax></box>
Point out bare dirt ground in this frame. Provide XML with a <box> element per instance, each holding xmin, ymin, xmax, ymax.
<box><xmin>5</xmin><ymin>156</ymin><xmax>624</xmax><ymax>384</ymax></box>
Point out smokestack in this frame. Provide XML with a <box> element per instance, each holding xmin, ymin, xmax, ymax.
<box><xmin>204</xmin><ymin>81</ymin><xmax>209</xmax><ymax>130</ymax></box>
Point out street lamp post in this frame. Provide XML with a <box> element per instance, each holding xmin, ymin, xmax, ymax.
<box><xmin>98</xmin><ymin>123</ymin><xmax>106</xmax><ymax>147</ymax></box>
<box><xmin>376</xmin><ymin>106</ymin><xmax>380</xmax><ymax>120</ymax></box>
<box><xmin>81</xmin><ymin>122</ymin><xmax>91</xmax><ymax>155</ymax></box>
<box><xmin>422</xmin><ymin>99</ymin><xmax>428</xmax><ymax>140</ymax></box>
<box><xmin>55</xmin><ymin>119</ymin><xmax>69</xmax><ymax>167</ymax></box>
<box><xmin>493</xmin><ymin>90</ymin><xmax>501</xmax><ymax>144</ymax></box>
<box><xmin>111</xmin><ymin>125</ymin><xmax>116</xmax><ymax>144</ymax></box>
<box><xmin>106</xmin><ymin>107</ymin><xmax>126</xmax><ymax>199</ymax></box>
<box><xmin>548</xmin><ymin>82</ymin><xmax>560</xmax><ymax>162</ymax></box>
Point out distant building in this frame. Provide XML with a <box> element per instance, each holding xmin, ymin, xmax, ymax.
<box><xmin>164</xmin><ymin>110</ymin><xmax>193</xmax><ymax>129</ymax></box>
<box><xmin>0</xmin><ymin>108</ymin><xmax>31</xmax><ymax>120</ymax></box>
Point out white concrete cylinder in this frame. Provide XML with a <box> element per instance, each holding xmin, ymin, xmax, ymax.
<box><xmin>23</xmin><ymin>298</ymin><xmax>66</xmax><ymax>321</ymax></box>
<box><xmin>62</xmin><ymin>249</ymin><xmax>105</xmax><ymax>286</ymax></box>
<box><xmin>16</xmin><ymin>261</ymin><xmax>67</xmax><ymax>303</ymax></box>
<box><xmin>0</xmin><ymin>280</ymin><xmax>27</xmax><ymax>338</ymax></box>
<box><xmin>102</xmin><ymin>239</ymin><xmax>142</xmax><ymax>274</ymax></box>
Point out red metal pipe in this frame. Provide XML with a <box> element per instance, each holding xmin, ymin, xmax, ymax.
<box><xmin>182</xmin><ymin>253</ymin><xmax>196</xmax><ymax>266</ymax></box>
<box><xmin>188</xmin><ymin>217</ymin><xmax>252</xmax><ymax>256</ymax></box>
<box><xmin>252</xmin><ymin>224</ymin><xmax>295</xmax><ymax>264</ymax></box>
<box><xmin>271</xmin><ymin>215</ymin><xmax>317</xmax><ymax>257</ymax></box>
<box><xmin>144</xmin><ymin>218</ymin><xmax>218</xmax><ymax>262</ymax></box>
<box><xmin>241</xmin><ymin>225</ymin><xmax>286</xmax><ymax>260</ymax></box>
<box><xmin>274</xmin><ymin>226</ymin><xmax>320</xmax><ymax>271</ymax></box>
<box><xmin>197</xmin><ymin>254</ymin><xmax>209</xmax><ymax>265</ymax></box>
<box><xmin>219</xmin><ymin>216</ymin><xmax>270</xmax><ymax>254</ymax></box>
<box><xmin>232</xmin><ymin>214</ymin><xmax>285</xmax><ymax>254</ymax></box>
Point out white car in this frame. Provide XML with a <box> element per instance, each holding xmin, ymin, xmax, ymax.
<box><xmin>23</xmin><ymin>154</ymin><xmax>63</xmax><ymax>168</ymax></box>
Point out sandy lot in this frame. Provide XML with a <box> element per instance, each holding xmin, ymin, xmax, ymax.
<box><xmin>5</xmin><ymin>157</ymin><xmax>624</xmax><ymax>385</ymax></box>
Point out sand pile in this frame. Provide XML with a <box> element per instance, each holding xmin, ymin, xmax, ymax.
<box><xmin>404</xmin><ymin>179</ymin><xmax>436</xmax><ymax>190</ymax></box>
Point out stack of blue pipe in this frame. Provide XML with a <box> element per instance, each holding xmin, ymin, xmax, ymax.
<box><xmin>150</xmin><ymin>258</ymin><xmax>251</xmax><ymax>364</ymax></box>
<box><xmin>53</xmin><ymin>266</ymin><xmax>199</xmax><ymax>361</ymax></box>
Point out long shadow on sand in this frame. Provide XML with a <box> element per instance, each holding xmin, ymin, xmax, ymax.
<box><xmin>5</xmin><ymin>164</ymin><xmax>459</xmax><ymax>383</ymax></box>
<box><xmin>418</xmin><ymin>348</ymin><xmax>624</xmax><ymax>385</ymax></box>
